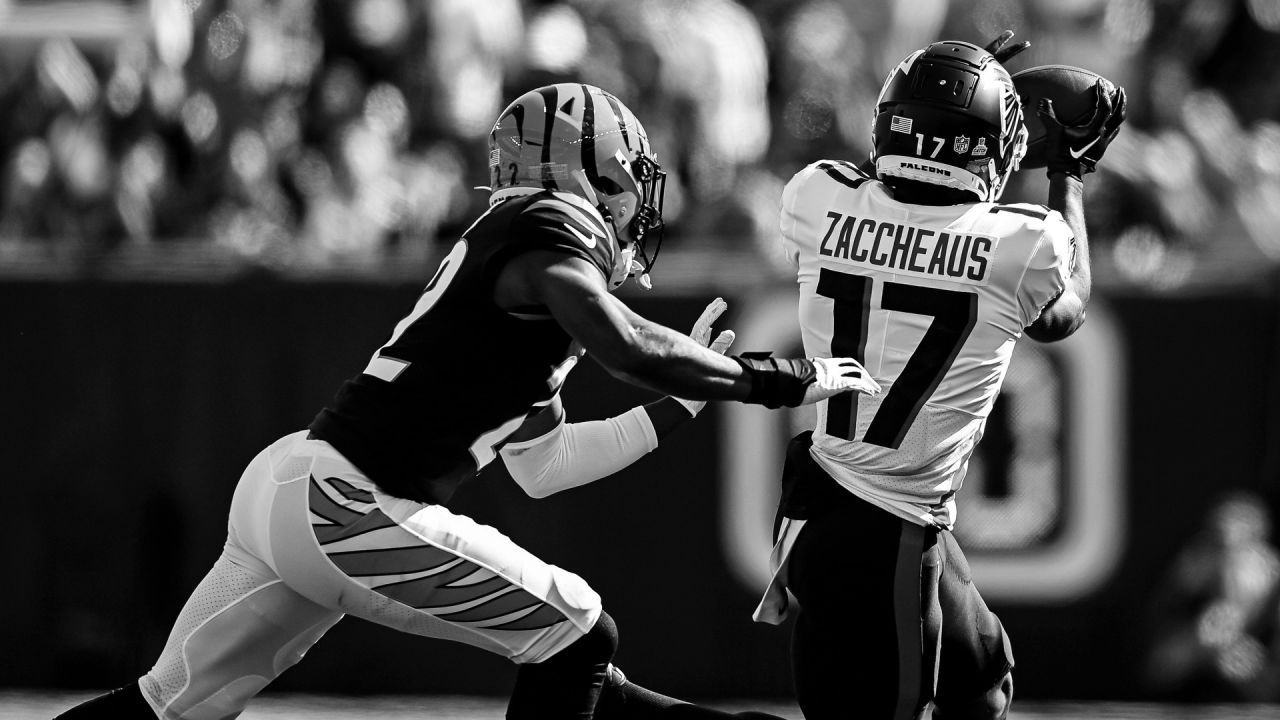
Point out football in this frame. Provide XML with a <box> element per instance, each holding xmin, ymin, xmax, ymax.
<box><xmin>1011</xmin><ymin>64</ymin><xmax>1106</xmax><ymax>169</ymax></box>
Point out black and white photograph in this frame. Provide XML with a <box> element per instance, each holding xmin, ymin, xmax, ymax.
<box><xmin>4</xmin><ymin>1</ymin><xmax>1280</xmax><ymax>718</ymax></box>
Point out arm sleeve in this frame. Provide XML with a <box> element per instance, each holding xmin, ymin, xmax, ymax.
<box><xmin>1016</xmin><ymin>211</ymin><xmax>1074</xmax><ymax>328</ymax></box>
<box><xmin>499</xmin><ymin>406</ymin><xmax>660</xmax><ymax>498</ymax></box>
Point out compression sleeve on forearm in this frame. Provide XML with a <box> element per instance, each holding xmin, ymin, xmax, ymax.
<box><xmin>499</xmin><ymin>406</ymin><xmax>659</xmax><ymax>498</ymax></box>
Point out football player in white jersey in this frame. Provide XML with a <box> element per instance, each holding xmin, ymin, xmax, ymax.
<box><xmin>753</xmin><ymin>37</ymin><xmax>1126</xmax><ymax>720</ymax></box>
<box><xmin>56</xmin><ymin>84</ymin><xmax>878</xmax><ymax>720</ymax></box>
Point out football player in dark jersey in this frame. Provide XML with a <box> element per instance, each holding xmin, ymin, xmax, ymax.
<box><xmin>57</xmin><ymin>83</ymin><xmax>879</xmax><ymax>720</ymax></box>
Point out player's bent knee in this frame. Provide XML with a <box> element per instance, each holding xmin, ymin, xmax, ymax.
<box><xmin>933</xmin><ymin>671</ymin><xmax>1013</xmax><ymax>720</ymax></box>
<box><xmin>987</xmin><ymin>671</ymin><xmax>1013</xmax><ymax>720</ymax></box>
<box><xmin>507</xmin><ymin>612</ymin><xmax>620</xmax><ymax>718</ymax></box>
<box><xmin>556</xmin><ymin>610</ymin><xmax>619</xmax><ymax>665</ymax></box>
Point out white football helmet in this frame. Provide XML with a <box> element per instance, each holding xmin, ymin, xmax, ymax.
<box><xmin>488</xmin><ymin>83</ymin><xmax>666</xmax><ymax>287</ymax></box>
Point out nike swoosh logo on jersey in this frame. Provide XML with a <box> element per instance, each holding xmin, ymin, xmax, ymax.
<box><xmin>563</xmin><ymin>222</ymin><xmax>599</xmax><ymax>249</ymax></box>
<box><xmin>1069</xmin><ymin>136</ymin><xmax>1101</xmax><ymax>159</ymax></box>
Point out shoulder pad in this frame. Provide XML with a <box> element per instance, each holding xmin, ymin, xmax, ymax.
<box><xmin>514</xmin><ymin>191</ymin><xmax>616</xmax><ymax>279</ymax></box>
<box><xmin>524</xmin><ymin>191</ymin><xmax>613</xmax><ymax>241</ymax></box>
<box><xmin>797</xmin><ymin>159</ymin><xmax>873</xmax><ymax>191</ymax></box>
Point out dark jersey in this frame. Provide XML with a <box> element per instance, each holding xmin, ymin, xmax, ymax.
<box><xmin>309</xmin><ymin>190</ymin><xmax>617</xmax><ymax>503</ymax></box>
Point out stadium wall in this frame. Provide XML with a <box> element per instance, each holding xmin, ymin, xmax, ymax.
<box><xmin>4</xmin><ymin>278</ymin><xmax>1278</xmax><ymax>700</ymax></box>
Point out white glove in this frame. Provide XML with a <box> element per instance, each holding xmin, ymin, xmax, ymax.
<box><xmin>675</xmin><ymin>297</ymin><xmax>737</xmax><ymax>416</ymax></box>
<box><xmin>800</xmin><ymin>357</ymin><xmax>881</xmax><ymax>405</ymax></box>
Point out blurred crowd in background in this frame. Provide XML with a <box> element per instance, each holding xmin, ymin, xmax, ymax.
<box><xmin>6</xmin><ymin>0</ymin><xmax>1280</xmax><ymax>703</ymax></box>
<box><xmin>2</xmin><ymin>0</ymin><xmax>1280</xmax><ymax>286</ymax></box>
<box><xmin>1142</xmin><ymin>491</ymin><xmax>1280</xmax><ymax>702</ymax></box>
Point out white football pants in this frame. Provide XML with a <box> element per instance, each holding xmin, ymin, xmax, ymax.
<box><xmin>138</xmin><ymin>430</ymin><xmax>602</xmax><ymax>720</ymax></box>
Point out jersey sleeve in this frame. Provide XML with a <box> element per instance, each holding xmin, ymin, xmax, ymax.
<box><xmin>781</xmin><ymin>161</ymin><xmax>862</xmax><ymax>270</ymax></box>
<box><xmin>1016</xmin><ymin>210</ymin><xmax>1074</xmax><ymax>328</ymax></box>
<box><xmin>509</xmin><ymin>192</ymin><xmax>616</xmax><ymax>282</ymax></box>
<box><xmin>778</xmin><ymin>166</ymin><xmax>813</xmax><ymax>270</ymax></box>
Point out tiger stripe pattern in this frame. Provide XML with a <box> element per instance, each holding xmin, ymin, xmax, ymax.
<box><xmin>488</xmin><ymin>83</ymin><xmax>650</xmax><ymax>193</ymax></box>
<box><xmin>308</xmin><ymin>475</ymin><xmax>569</xmax><ymax>632</ymax></box>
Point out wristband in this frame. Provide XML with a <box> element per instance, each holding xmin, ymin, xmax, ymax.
<box><xmin>734</xmin><ymin>355</ymin><xmax>817</xmax><ymax>409</ymax></box>
<box><xmin>1045</xmin><ymin>163</ymin><xmax>1085</xmax><ymax>181</ymax></box>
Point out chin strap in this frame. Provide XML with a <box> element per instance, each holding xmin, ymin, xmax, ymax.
<box><xmin>632</xmin><ymin>234</ymin><xmax>657</xmax><ymax>290</ymax></box>
<box><xmin>630</xmin><ymin>221</ymin><xmax>660</xmax><ymax>291</ymax></box>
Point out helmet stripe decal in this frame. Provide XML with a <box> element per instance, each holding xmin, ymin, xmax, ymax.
<box><xmin>580</xmin><ymin>84</ymin><xmax>599</xmax><ymax>185</ymax></box>
<box><xmin>510</xmin><ymin>104</ymin><xmax>525</xmax><ymax>147</ymax></box>
<box><xmin>603</xmin><ymin>92</ymin><xmax>631</xmax><ymax>151</ymax></box>
<box><xmin>536</xmin><ymin>86</ymin><xmax>559</xmax><ymax>188</ymax></box>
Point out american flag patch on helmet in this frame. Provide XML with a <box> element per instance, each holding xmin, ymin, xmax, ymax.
<box><xmin>890</xmin><ymin>115</ymin><xmax>913</xmax><ymax>134</ymax></box>
<box><xmin>489</xmin><ymin>148</ymin><xmax>500</xmax><ymax>167</ymax></box>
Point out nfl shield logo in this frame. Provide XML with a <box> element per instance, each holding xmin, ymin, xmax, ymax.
<box><xmin>954</xmin><ymin>135</ymin><xmax>970</xmax><ymax>154</ymax></box>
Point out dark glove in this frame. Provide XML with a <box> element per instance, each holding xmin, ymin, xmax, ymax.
<box><xmin>1039</xmin><ymin>80</ymin><xmax>1127</xmax><ymax>179</ymax></box>
<box><xmin>984</xmin><ymin>29</ymin><xmax>1030</xmax><ymax>65</ymax></box>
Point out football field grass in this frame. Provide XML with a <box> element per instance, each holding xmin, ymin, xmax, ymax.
<box><xmin>8</xmin><ymin>691</ymin><xmax>1280</xmax><ymax>720</ymax></box>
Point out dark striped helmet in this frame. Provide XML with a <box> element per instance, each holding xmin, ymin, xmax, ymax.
<box><xmin>488</xmin><ymin>84</ymin><xmax>666</xmax><ymax>281</ymax></box>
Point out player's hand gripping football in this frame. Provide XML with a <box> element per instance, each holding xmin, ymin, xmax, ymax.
<box><xmin>802</xmin><ymin>357</ymin><xmax>881</xmax><ymax>406</ymax></box>
<box><xmin>675</xmin><ymin>297</ymin><xmax>737</xmax><ymax>416</ymax></box>
<box><xmin>1039</xmin><ymin>79</ymin><xmax>1127</xmax><ymax>179</ymax></box>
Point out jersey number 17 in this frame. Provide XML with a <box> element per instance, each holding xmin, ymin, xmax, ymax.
<box><xmin>818</xmin><ymin>267</ymin><xmax>977</xmax><ymax>449</ymax></box>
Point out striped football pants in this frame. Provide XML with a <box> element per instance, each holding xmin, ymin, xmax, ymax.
<box><xmin>138</xmin><ymin>430</ymin><xmax>601</xmax><ymax>720</ymax></box>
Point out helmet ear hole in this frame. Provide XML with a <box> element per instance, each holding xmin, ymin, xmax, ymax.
<box><xmin>594</xmin><ymin>177</ymin><xmax>625</xmax><ymax>196</ymax></box>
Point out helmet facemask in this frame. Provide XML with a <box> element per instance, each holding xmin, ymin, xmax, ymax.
<box><xmin>617</xmin><ymin>154</ymin><xmax>667</xmax><ymax>288</ymax></box>
<box><xmin>589</xmin><ymin>149</ymin><xmax>666</xmax><ymax>289</ymax></box>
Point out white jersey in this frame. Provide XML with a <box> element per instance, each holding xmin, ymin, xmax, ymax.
<box><xmin>780</xmin><ymin>160</ymin><xmax>1073</xmax><ymax>529</ymax></box>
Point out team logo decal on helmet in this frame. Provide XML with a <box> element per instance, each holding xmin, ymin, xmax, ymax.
<box><xmin>487</xmin><ymin>83</ymin><xmax>667</xmax><ymax>288</ymax></box>
<box><xmin>870</xmin><ymin>41</ymin><xmax>1027</xmax><ymax>202</ymax></box>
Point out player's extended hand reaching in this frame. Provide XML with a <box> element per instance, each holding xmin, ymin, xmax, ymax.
<box><xmin>675</xmin><ymin>297</ymin><xmax>737</xmax><ymax>416</ymax></box>
<box><xmin>688</xmin><ymin>297</ymin><xmax>736</xmax><ymax>355</ymax></box>
<box><xmin>682</xmin><ymin>299</ymin><xmax>880</xmax><ymax>410</ymax></box>
<box><xmin>805</xmin><ymin>357</ymin><xmax>881</xmax><ymax>405</ymax></box>
<box><xmin>1039</xmin><ymin>79</ymin><xmax>1127</xmax><ymax>179</ymax></box>
<box><xmin>734</xmin><ymin>354</ymin><xmax>881</xmax><ymax>408</ymax></box>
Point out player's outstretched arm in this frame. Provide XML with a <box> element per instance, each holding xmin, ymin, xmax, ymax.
<box><xmin>496</xmin><ymin>250</ymin><xmax>879</xmax><ymax>407</ymax></box>
<box><xmin>1027</xmin><ymin>80</ymin><xmax>1125</xmax><ymax>343</ymax></box>
<box><xmin>529</xmin><ymin>251</ymin><xmax>745</xmax><ymax>397</ymax></box>
<box><xmin>498</xmin><ymin>299</ymin><xmax>736</xmax><ymax>498</ymax></box>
